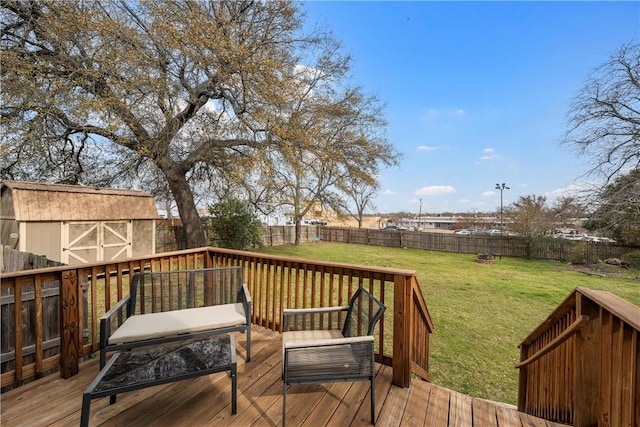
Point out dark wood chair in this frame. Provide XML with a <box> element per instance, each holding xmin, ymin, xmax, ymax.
<box><xmin>281</xmin><ymin>287</ymin><xmax>386</xmax><ymax>426</ymax></box>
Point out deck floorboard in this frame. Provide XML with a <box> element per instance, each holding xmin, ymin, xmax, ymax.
<box><xmin>0</xmin><ymin>326</ymin><xmax>567</xmax><ymax>427</ymax></box>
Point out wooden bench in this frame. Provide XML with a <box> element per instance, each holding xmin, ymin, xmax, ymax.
<box><xmin>99</xmin><ymin>267</ymin><xmax>252</xmax><ymax>369</ymax></box>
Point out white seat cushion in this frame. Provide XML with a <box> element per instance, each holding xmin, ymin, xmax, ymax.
<box><xmin>282</xmin><ymin>329</ymin><xmax>344</xmax><ymax>350</ymax></box>
<box><xmin>108</xmin><ymin>303</ymin><xmax>246</xmax><ymax>344</ymax></box>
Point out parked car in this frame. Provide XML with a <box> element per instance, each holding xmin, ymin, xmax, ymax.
<box><xmin>454</xmin><ymin>229</ymin><xmax>471</xmax><ymax>235</ymax></box>
<box><xmin>383</xmin><ymin>225</ymin><xmax>409</xmax><ymax>231</ymax></box>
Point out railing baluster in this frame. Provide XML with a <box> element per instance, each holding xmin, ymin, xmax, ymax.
<box><xmin>1</xmin><ymin>247</ymin><xmax>434</xmax><ymax>392</ymax></box>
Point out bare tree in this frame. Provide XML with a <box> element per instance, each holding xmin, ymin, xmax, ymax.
<box><xmin>506</xmin><ymin>195</ymin><xmax>553</xmax><ymax>238</ymax></box>
<box><xmin>564</xmin><ymin>43</ymin><xmax>640</xmax><ymax>183</ymax></box>
<box><xmin>343</xmin><ymin>177</ymin><xmax>378</xmax><ymax>228</ymax></box>
<box><xmin>1</xmin><ymin>0</ymin><xmax>362</xmax><ymax>248</ymax></box>
<box><xmin>584</xmin><ymin>168</ymin><xmax>640</xmax><ymax>244</ymax></box>
<box><xmin>251</xmin><ymin>47</ymin><xmax>399</xmax><ymax>243</ymax></box>
<box><xmin>549</xmin><ymin>196</ymin><xmax>588</xmax><ymax>231</ymax></box>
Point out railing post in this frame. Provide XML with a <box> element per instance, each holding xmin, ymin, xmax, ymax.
<box><xmin>60</xmin><ymin>269</ymin><xmax>81</xmax><ymax>378</ymax></box>
<box><xmin>517</xmin><ymin>345</ymin><xmax>528</xmax><ymax>412</ymax></box>
<box><xmin>392</xmin><ymin>274</ymin><xmax>411</xmax><ymax>387</ymax></box>
<box><xmin>574</xmin><ymin>293</ymin><xmax>600</xmax><ymax>426</ymax></box>
<box><xmin>205</xmin><ymin>248</ymin><xmax>215</xmax><ymax>269</ymax></box>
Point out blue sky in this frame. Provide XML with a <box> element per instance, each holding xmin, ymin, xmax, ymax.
<box><xmin>300</xmin><ymin>1</ymin><xmax>640</xmax><ymax>215</ymax></box>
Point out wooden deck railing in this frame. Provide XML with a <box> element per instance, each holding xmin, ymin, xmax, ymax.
<box><xmin>1</xmin><ymin>247</ymin><xmax>433</xmax><ymax>390</ymax></box>
<box><xmin>517</xmin><ymin>287</ymin><xmax>640</xmax><ymax>426</ymax></box>
<box><xmin>209</xmin><ymin>247</ymin><xmax>433</xmax><ymax>386</ymax></box>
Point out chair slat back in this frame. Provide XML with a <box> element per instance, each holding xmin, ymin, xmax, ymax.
<box><xmin>129</xmin><ymin>267</ymin><xmax>243</xmax><ymax>315</ymax></box>
<box><xmin>342</xmin><ymin>288</ymin><xmax>386</xmax><ymax>337</ymax></box>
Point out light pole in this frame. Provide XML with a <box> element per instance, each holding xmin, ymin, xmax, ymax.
<box><xmin>495</xmin><ymin>183</ymin><xmax>509</xmax><ymax>234</ymax></box>
<box><xmin>418</xmin><ymin>198</ymin><xmax>422</xmax><ymax>231</ymax></box>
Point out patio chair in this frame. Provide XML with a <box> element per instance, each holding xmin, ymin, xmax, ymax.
<box><xmin>281</xmin><ymin>287</ymin><xmax>386</xmax><ymax>426</ymax></box>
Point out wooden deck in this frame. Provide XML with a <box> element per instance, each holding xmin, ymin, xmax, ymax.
<box><xmin>1</xmin><ymin>326</ymin><xmax>567</xmax><ymax>427</ymax></box>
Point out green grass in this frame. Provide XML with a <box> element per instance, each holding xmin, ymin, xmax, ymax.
<box><xmin>258</xmin><ymin>242</ymin><xmax>640</xmax><ymax>405</ymax></box>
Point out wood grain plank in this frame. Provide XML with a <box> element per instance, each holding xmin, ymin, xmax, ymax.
<box><xmin>324</xmin><ymin>378</ymin><xmax>371</xmax><ymax>426</ymax></box>
<box><xmin>495</xmin><ymin>404</ymin><xmax>522</xmax><ymax>427</ymax></box>
<box><xmin>1</xmin><ymin>326</ymin><xmax>567</xmax><ymax>427</ymax></box>
<box><xmin>424</xmin><ymin>384</ymin><xmax>451</xmax><ymax>427</ymax></box>
<box><xmin>399</xmin><ymin>378</ymin><xmax>431</xmax><ymax>426</ymax></box>
<box><xmin>349</xmin><ymin>364</ymin><xmax>393</xmax><ymax>427</ymax></box>
<box><xmin>518</xmin><ymin>411</ymin><xmax>547</xmax><ymax>427</ymax></box>
<box><xmin>374</xmin><ymin>380</ymin><xmax>410</xmax><ymax>427</ymax></box>
<box><xmin>449</xmin><ymin>390</ymin><xmax>473</xmax><ymax>427</ymax></box>
<box><xmin>472</xmin><ymin>397</ymin><xmax>498</xmax><ymax>427</ymax></box>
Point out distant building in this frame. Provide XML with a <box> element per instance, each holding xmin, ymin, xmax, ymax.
<box><xmin>401</xmin><ymin>215</ymin><xmax>500</xmax><ymax>230</ymax></box>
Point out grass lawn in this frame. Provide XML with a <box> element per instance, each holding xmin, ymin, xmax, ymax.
<box><xmin>257</xmin><ymin>242</ymin><xmax>640</xmax><ymax>405</ymax></box>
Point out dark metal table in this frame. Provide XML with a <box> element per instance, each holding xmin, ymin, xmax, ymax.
<box><xmin>81</xmin><ymin>334</ymin><xmax>237</xmax><ymax>427</ymax></box>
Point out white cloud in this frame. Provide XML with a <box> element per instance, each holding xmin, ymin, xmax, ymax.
<box><xmin>417</xmin><ymin>145</ymin><xmax>439</xmax><ymax>151</ymax></box>
<box><xmin>420</xmin><ymin>107</ymin><xmax>466</xmax><ymax>122</ymax></box>
<box><xmin>546</xmin><ymin>182</ymin><xmax>598</xmax><ymax>200</ymax></box>
<box><xmin>482</xmin><ymin>191</ymin><xmax>495</xmax><ymax>196</ymax></box>
<box><xmin>480</xmin><ymin>147</ymin><xmax>499</xmax><ymax>161</ymax></box>
<box><xmin>415</xmin><ymin>185</ymin><xmax>455</xmax><ymax>196</ymax></box>
<box><xmin>383</xmin><ymin>189</ymin><xmax>396</xmax><ymax>195</ymax></box>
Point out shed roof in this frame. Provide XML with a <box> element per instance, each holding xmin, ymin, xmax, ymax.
<box><xmin>1</xmin><ymin>180</ymin><xmax>159</xmax><ymax>221</ymax></box>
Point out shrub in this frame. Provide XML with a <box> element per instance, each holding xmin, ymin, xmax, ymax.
<box><xmin>621</xmin><ymin>250</ymin><xmax>640</xmax><ymax>268</ymax></box>
<box><xmin>207</xmin><ymin>197</ymin><xmax>263</xmax><ymax>250</ymax></box>
<box><xmin>568</xmin><ymin>242</ymin><xmax>590</xmax><ymax>264</ymax></box>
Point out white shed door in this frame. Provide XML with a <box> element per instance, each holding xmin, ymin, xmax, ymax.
<box><xmin>62</xmin><ymin>221</ymin><xmax>132</xmax><ymax>264</ymax></box>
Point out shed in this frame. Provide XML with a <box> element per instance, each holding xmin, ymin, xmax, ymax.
<box><xmin>1</xmin><ymin>180</ymin><xmax>159</xmax><ymax>265</ymax></box>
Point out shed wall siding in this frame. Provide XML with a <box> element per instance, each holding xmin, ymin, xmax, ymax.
<box><xmin>1</xmin><ymin>219</ymin><xmax>19</xmax><ymax>249</ymax></box>
<box><xmin>0</xmin><ymin>189</ymin><xmax>15</xmax><ymax>220</ymax></box>
<box><xmin>24</xmin><ymin>222</ymin><xmax>63</xmax><ymax>263</ymax></box>
<box><xmin>132</xmin><ymin>220</ymin><xmax>155</xmax><ymax>257</ymax></box>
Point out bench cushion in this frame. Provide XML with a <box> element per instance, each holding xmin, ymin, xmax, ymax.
<box><xmin>108</xmin><ymin>303</ymin><xmax>246</xmax><ymax>344</ymax></box>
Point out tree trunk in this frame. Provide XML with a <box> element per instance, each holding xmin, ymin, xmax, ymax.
<box><xmin>294</xmin><ymin>217</ymin><xmax>301</xmax><ymax>245</ymax></box>
<box><xmin>163</xmin><ymin>167</ymin><xmax>207</xmax><ymax>248</ymax></box>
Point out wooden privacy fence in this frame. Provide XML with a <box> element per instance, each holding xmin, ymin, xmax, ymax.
<box><xmin>2</xmin><ymin>245</ymin><xmax>62</xmax><ymax>273</ymax></box>
<box><xmin>1</xmin><ymin>247</ymin><xmax>433</xmax><ymax>390</ymax></box>
<box><xmin>517</xmin><ymin>287</ymin><xmax>640</xmax><ymax>426</ymax></box>
<box><xmin>155</xmin><ymin>224</ymin><xmax>319</xmax><ymax>253</ymax></box>
<box><xmin>319</xmin><ymin>227</ymin><xmax>637</xmax><ymax>262</ymax></box>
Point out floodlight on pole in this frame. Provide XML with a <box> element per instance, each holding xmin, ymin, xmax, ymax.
<box><xmin>495</xmin><ymin>183</ymin><xmax>509</xmax><ymax>234</ymax></box>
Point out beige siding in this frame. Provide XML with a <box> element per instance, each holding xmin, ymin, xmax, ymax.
<box><xmin>24</xmin><ymin>222</ymin><xmax>63</xmax><ymax>263</ymax></box>
<box><xmin>1</xmin><ymin>188</ymin><xmax>15</xmax><ymax>220</ymax></box>
<box><xmin>132</xmin><ymin>220</ymin><xmax>155</xmax><ymax>257</ymax></box>
<box><xmin>1</xmin><ymin>219</ymin><xmax>19</xmax><ymax>249</ymax></box>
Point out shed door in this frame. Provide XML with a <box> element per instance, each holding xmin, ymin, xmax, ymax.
<box><xmin>62</xmin><ymin>221</ymin><xmax>132</xmax><ymax>264</ymax></box>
